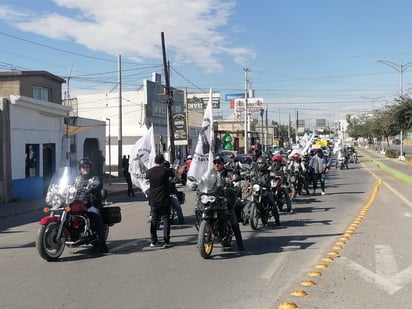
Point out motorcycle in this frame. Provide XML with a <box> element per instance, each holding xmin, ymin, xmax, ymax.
<box><xmin>271</xmin><ymin>173</ymin><xmax>291</xmax><ymax>212</ymax></box>
<box><xmin>35</xmin><ymin>167</ymin><xmax>121</xmax><ymax>261</ymax></box>
<box><xmin>248</xmin><ymin>176</ymin><xmax>272</xmax><ymax>230</ymax></box>
<box><xmin>286</xmin><ymin>168</ymin><xmax>307</xmax><ymax>200</ymax></box>
<box><xmin>189</xmin><ymin>170</ymin><xmax>234</xmax><ymax>259</ymax></box>
<box><xmin>336</xmin><ymin>151</ymin><xmax>348</xmax><ymax>170</ymax></box>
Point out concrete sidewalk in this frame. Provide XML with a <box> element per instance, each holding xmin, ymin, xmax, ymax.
<box><xmin>0</xmin><ymin>174</ymin><xmax>131</xmax><ymax>219</ymax></box>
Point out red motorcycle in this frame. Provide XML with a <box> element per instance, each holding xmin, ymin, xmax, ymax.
<box><xmin>35</xmin><ymin>167</ymin><xmax>121</xmax><ymax>261</ymax></box>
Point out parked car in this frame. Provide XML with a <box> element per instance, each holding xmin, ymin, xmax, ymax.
<box><xmin>392</xmin><ymin>139</ymin><xmax>401</xmax><ymax>145</ymax></box>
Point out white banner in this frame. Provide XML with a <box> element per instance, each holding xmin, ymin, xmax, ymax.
<box><xmin>187</xmin><ymin>88</ymin><xmax>214</xmax><ymax>182</ymax></box>
<box><xmin>129</xmin><ymin>125</ymin><xmax>156</xmax><ymax>194</ymax></box>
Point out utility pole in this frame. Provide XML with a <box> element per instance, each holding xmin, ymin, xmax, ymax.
<box><xmin>243</xmin><ymin>67</ymin><xmax>249</xmax><ymax>154</ymax></box>
<box><xmin>161</xmin><ymin>32</ymin><xmax>175</xmax><ymax>163</ymax></box>
<box><xmin>117</xmin><ymin>55</ymin><xmax>123</xmax><ymax>175</ymax></box>
<box><xmin>295</xmin><ymin>109</ymin><xmax>299</xmax><ymax>144</ymax></box>
<box><xmin>260</xmin><ymin>108</ymin><xmax>264</xmax><ymax>151</ymax></box>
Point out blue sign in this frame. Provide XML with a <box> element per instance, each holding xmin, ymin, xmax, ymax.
<box><xmin>224</xmin><ymin>93</ymin><xmax>245</xmax><ymax>101</ymax></box>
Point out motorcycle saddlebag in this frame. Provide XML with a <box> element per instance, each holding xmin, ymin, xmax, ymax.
<box><xmin>102</xmin><ymin>206</ymin><xmax>122</xmax><ymax>224</ymax></box>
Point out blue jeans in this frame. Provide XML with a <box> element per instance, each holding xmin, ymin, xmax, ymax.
<box><xmin>150</xmin><ymin>205</ymin><xmax>171</xmax><ymax>244</ymax></box>
<box><xmin>313</xmin><ymin>173</ymin><xmax>325</xmax><ymax>192</ymax></box>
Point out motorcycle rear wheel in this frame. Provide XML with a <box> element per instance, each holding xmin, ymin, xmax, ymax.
<box><xmin>198</xmin><ymin>220</ymin><xmax>214</xmax><ymax>259</ymax></box>
<box><xmin>36</xmin><ymin>222</ymin><xmax>65</xmax><ymax>261</ymax></box>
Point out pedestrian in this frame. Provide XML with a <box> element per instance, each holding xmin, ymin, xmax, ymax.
<box><xmin>309</xmin><ymin>148</ymin><xmax>331</xmax><ymax>195</ymax></box>
<box><xmin>145</xmin><ymin>154</ymin><xmax>175</xmax><ymax>248</ymax></box>
<box><xmin>122</xmin><ymin>155</ymin><xmax>134</xmax><ymax>197</ymax></box>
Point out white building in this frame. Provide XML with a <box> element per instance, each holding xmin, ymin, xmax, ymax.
<box><xmin>75</xmin><ymin>73</ymin><xmax>187</xmax><ymax>170</ymax></box>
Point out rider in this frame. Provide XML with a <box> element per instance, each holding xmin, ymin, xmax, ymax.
<box><xmin>287</xmin><ymin>152</ymin><xmax>310</xmax><ymax>195</ymax></box>
<box><xmin>272</xmin><ymin>154</ymin><xmax>293</xmax><ymax>213</ymax></box>
<box><xmin>212</xmin><ymin>156</ymin><xmax>245</xmax><ymax>252</ymax></box>
<box><xmin>74</xmin><ymin>158</ymin><xmax>108</xmax><ymax>253</ymax></box>
<box><xmin>252</xmin><ymin>156</ymin><xmax>281</xmax><ymax>226</ymax></box>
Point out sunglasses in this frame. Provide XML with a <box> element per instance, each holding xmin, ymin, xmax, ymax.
<box><xmin>213</xmin><ymin>162</ymin><xmax>223</xmax><ymax>165</ymax></box>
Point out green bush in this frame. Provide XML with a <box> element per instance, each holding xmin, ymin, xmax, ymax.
<box><xmin>385</xmin><ymin>149</ymin><xmax>400</xmax><ymax>158</ymax></box>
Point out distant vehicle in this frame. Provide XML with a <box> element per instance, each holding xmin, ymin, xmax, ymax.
<box><xmin>217</xmin><ymin>150</ymin><xmax>237</xmax><ymax>163</ymax></box>
<box><xmin>235</xmin><ymin>155</ymin><xmax>253</xmax><ymax>170</ymax></box>
<box><xmin>392</xmin><ymin>139</ymin><xmax>401</xmax><ymax>145</ymax></box>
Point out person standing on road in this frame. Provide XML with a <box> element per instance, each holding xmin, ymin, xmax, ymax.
<box><xmin>122</xmin><ymin>155</ymin><xmax>135</xmax><ymax>197</ymax></box>
<box><xmin>309</xmin><ymin>149</ymin><xmax>330</xmax><ymax>195</ymax></box>
<box><xmin>145</xmin><ymin>154</ymin><xmax>175</xmax><ymax>247</ymax></box>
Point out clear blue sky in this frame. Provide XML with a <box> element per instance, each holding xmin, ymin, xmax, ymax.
<box><xmin>1</xmin><ymin>0</ymin><xmax>412</xmax><ymax>125</ymax></box>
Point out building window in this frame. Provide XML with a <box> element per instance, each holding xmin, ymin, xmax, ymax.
<box><xmin>33</xmin><ymin>86</ymin><xmax>51</xmax><ymax>101</ymax></box>
<box><xmin>25</xmin><ymin>144</ymin><xmax>39</xmax><ymax>177</ymax></box>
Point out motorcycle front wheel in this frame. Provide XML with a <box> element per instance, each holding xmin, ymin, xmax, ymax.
<box><xmin>250</xmin><ymin>203</ymin><xmax>260</xmax><ymax>230</ymax></box>
<box><xmin>198</xmin><ymin>220</ymin><xmax>214</xmax><ymax>259</ymax></box>
<box><xmin>35</xmin><ymin>222</ymin><xmax>66</xmax><ymax>261</ymax></box>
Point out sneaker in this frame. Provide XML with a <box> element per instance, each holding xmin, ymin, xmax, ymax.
<box><xmin>163</xmin><ymin>242</ymin><xmax>171</xmax><ymax>248</ymax></box>
<box><xmin>321</xmin><ymin>191</ymin><xmax>326</xmax><ymax>196</ymax></box>
<box><xmin>150</xmin><ymin>242</ymin><xmax>158</xmax><ymax>247</ymax></box>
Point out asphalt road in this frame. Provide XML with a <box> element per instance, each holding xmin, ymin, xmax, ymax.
<box><xmin>1</xmin><ymin>149</ymin><xmax>411</xmax><ymax>309</ymax></box>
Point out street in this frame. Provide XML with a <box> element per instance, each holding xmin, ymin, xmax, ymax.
<box><xmin>1</xmin><ymin>151</ymin><xmax>412</xmax><ymax>309</ymax></box>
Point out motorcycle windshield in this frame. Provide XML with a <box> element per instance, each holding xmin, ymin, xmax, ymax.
<box><xmin>197</xmin><ymin>169</ymin><xmax>219</xmax><ymax>194</ymax></box>
<box><xmin>46</xmin><ymin>166</ymin><xmax>78</xmax><ymax>206</ymax></box>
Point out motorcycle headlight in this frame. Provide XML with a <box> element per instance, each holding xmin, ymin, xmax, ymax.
<box><xmin>252</xmin><ymin>184</ymin><xmax>261</xmax><ymax>192</ymax></box>
<box><xmin>51</xmin><ymin>195</ymin><xmax>64</xmax><ymax>209</ymax></box>
<box><xmin>289</xmin><ymin>175</ymin><xmax>296</xmax><ymax>182</ymax></box>
<box><xmin>200</xmin><ymin>195</ymin><xmax>216</xmax><ymax>204</ymax></box>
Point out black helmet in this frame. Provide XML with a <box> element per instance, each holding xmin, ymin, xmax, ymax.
<box><xmin>78</xmin><ymin>158</ymin><xmax>92</xmax><ymax>170</ymax></box>
<box><xmin>256</xmin><ymin>156</ymin><xmax>267</xmax><ymax>170</ymax></box>
<box><xmin>213</xmin><ymin>156</ymin><xmax>224</xmax><ymax>164</ymax></box>
<box><xmin>163</xmin><ymin>160</ymin><xmax>170</xmax><ymax>168</ymax></box>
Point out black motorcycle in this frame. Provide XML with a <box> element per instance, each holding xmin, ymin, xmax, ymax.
<box><xmin>189</xmin><ymin>171</ymin><xmax>234</xmax><ymax>259</ymax></box>
<box><xmin>248</xmin><ymin>176</ymin><xmax>272</xmax><ymax>230</ymax></box>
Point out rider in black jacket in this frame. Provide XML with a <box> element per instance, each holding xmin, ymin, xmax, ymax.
<box><xmin>213</xmin><ymin>156</ymin><xmax>244</xmax><ymax>251</ymax></box>
<box><xmin>252</xmin><ymin>156</ymin><xmax>281</xmax><ymax>226</ymax></box>
<box><xmin>74</xmin><ymin>158</ymin><xmax>108</xmax><ymax>253</ymax></box>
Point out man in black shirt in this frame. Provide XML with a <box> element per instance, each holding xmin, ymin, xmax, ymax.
<box><xmin>146</xmin><ymin>154</ymin><xmax>175</xmax><ymax>247</ymax></box>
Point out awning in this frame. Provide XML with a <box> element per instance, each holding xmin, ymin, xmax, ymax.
<box><xmin>65</xmin><ymin>125</ymin><xmax>103</xmax><ymax>136</ymax></box>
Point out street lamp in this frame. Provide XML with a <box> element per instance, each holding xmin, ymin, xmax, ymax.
<box><xmin>106</xmin><ymin>118</ymin><xmax>111</xmax><ymax>185</ymax></box>
<box><xmin>376</xmin><ymin>60</ymin><xmax>412</xmax><ymax>95</ymax></box>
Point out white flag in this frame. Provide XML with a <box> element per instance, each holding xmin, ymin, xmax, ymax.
<box><xmin>129</xmin><ymin>125</ymin><xmax>156</xmax><ymax>194</ymax></box>
<box><xmin>333</xmin><ymin>136</ymin><xmax>344</xmax><ymax>154</ymax></box>
<box><xmin>302</xmin><ymin>130</ymin><xmax>316</xmax><ymax>155</ymax></box>
<box><xmin>187</xmin><ymin>88</ymin><xmax>214</xmax><ymax>182</ymax></box>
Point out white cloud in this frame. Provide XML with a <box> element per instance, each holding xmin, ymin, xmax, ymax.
<box><xmin>1</xmin><ymin>0</ymin><xmax>254</xmax><ymax>73</ymax></box>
